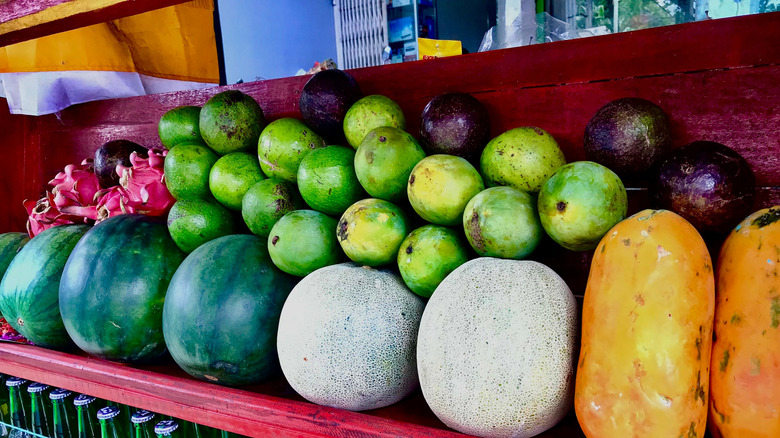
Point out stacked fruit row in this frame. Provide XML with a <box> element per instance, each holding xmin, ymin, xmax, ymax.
<box><xmin>0</xmin><ymin>67</ymin><xmax>775</xmax><ymax>438</ymax></box>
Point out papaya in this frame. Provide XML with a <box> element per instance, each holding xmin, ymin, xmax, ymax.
<box><xmin>575</xmin><ymin>209</ymin><xmax>715</xmax><ymax>438</ymax></box>
<box><xmin>709</xmin><ymin>206</ymin><xmax>780</xmax><ymax>438</ymax></box>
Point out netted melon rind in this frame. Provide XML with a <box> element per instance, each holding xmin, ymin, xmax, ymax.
<box><xmin>277</xmin><ymin>262</ymin><xmax>424</xmax><ymax>411</ymax></box>
<box><xmin>417</xmin><ymin>257</ymin><xmax>578</xmax><ymax>438</ymax></box>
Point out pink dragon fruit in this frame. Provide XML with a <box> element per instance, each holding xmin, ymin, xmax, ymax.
<box><xmin>49</xmin><ymin>159</ymin><xmax>101</xmax><ymax>219</ymax></box>
<box><xmin>94</xmin><ymin>186</ymin><xmax>134</xmax><ymax>222</ymax></box>
<box><xmin>24</xmin><ymin>192</ymin><xmax>85</xmax><ymax>238</ymax></box>
<box><xmin>26</xmin><ymin>146</ymin><xmax>174</xmax><ymax>233</ymax></box>
<box><xmin>111</xmin><ymin>149</ymin><xmax>174</xmax><ymax>218</ymax></box>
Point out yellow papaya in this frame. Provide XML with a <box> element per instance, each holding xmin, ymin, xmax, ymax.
<box><xmin>575</xmin><ymin>209</ymin><xmax>715</xmax><ymax>438</ymax></box>
<box><xmin>709</xmin><ymin>207</ymin><xmax>780</xmax><ymax>438</ymax></box>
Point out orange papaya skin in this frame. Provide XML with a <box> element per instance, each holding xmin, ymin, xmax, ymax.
<box><xmin>709</xmin><ymin>207</ymin><xmax>780</xmax><ymax>438</ymax></box>
<box><xmin>575</xmin><ymin>209</ymin><xmax>715</xmax><ymax>438</ymax></box>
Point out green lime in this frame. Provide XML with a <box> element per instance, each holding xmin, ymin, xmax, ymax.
<box><xmin>158</xmin><ymin>106</ymin><xmax>204</xmax><ymax>149</ymax></box>
<box><xmin>242</xmin><ymin>178</ymin><xmax>303</xmax><ymax>237</ymax></box>
<box><xmin>167</xmin><ymin>198</ymin><xmax>236</xmax><ymax>253</ymax></box>
<box><xmin>209</xmin><ymin>152</ymin><xmax>266</xmax><ymax>210</ymax></box>
<box><xmin>164</xmin><ymin>142</ymin><xmax>219</xmax><ymax>200</ymax></box>
<box><xmin>297</xmin><ymin>146</ymin><xmax>365</xmax><ymax>216</ymax></box>
<box><xmin>200</xmin><ymin>90</ymin><xmax>265</xmax><ymax>155</ymax></box>
<box><xmin>343</xmin><ymin>95</ymin><xmax>406</xmax><ymax>149</ymax></box>
<box><xmin>258</xmin><ymin>118</ymin><xmax>326</xmax><ymax>182</ymax></box>
<box><xmin>268</xmin><ymin>210</ymin><xmax>341</xmax><ymax>277</ymax></box>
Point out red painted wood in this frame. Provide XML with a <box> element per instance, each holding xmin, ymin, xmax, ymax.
<box><xmin>0</xmin><ymin>0</ymin><xmax>191</xmax><ymax>47</ymax></box>
<box><xmin>0</xmin><ymin>343</ymin><xmax>587</xmax><ymax>438</ymax></box>
<box><xmin>0</xmin><ymin>104</ymin><xmax>34</xmax><ymax>233</ymax></box>
<box><xmin>30</xmin><ymin>63</ymin><xmax>780</xmax><ymax>210</ymax></box>
<box><xmin>0</xmin><ymin>0</ymin><xmax>74</xmax><ymax>22</ymax></box>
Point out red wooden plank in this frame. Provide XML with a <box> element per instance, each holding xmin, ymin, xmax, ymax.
<box><xmin>0</xmin><ymin>0</ymin><xmax>191</xmax><ymax>47</ymax></box>
<box><xmin>33</xmin><ymin>64</ymin><xmax>780</xmax><ymax>188</ymax></box>
<box><xmin>0</xmin><ymin>0</ymin><xmax>74</xmax><ymax>22</ymax></box>
<box><xmin>0</xmin><ymin>344</ymin><xmax>473</xmax><ymax>438</ymax></box>
<box><xmin>0</xmin><ymin>104</ymin><xmax>34</xmax><ymax>233</ymax></box>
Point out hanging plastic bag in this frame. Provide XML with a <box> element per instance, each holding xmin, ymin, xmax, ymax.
<box><xmin>478</xmin><ymin>12</ymin><xmax>603</xmax><ymax>52</ymax></box>
<box><xmin>0</xmin><ymin>0</ymin><xmax>219</xmax><ymax>115</ymax></box>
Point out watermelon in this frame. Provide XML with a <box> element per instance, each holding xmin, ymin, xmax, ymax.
<box><xmin>59</xmin><ymin>215</ymin><xmax>185</xmax><ymax>363</ymax></box>
<box><xmin>0</xmin><ymin>233</ymin><xmax>29</xmax><ymax>280</ymax></box>
<box><xmin>0</xmin><ymin>225</ymin><xmax>88</xmax><ymax>349</ymax></box>
<box><xmin>163</xmin><ymin>234</ymin><xmax>295</xmax><ymax>386</ymax></box>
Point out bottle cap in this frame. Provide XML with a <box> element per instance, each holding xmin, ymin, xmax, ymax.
<box><xmin>131</xmin><ymin>410</ymin><xmax>155</xmax><ymax>424</ymax></box>
<box><xmin>5</xmin><ymin>377</ymin><xmax>27</xmax><ymax>387</ymax></box>
<box><xmin>50</xmin><ymin>388</ymin><xmax>72</xmax><ymax>400</ymax></box>
<box><xmin>74</xmin><ymin>394</ymin><xmax>96</xmax><ymax>407</ymax></box>
<box><xmin>97</xmin><ymin>406</ymin><xmax>120</xmax><ymax>421</ymax></box>
<box><xmin>27</xmin><ymin>383</ymin><xmax>50</xmax><ymax>393</ymax></box>
<box><xmin>154</xmin><ymin>420</ymin><xmax>179</xmax><ymax>435</ymax></box>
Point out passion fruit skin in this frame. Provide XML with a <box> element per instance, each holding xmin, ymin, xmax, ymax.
<box><xmin>420</xmin><ymin>93</ymin><xmax>490</xmax><ymax>160</ymax></box>
<box><xmin>584</xmin><ymin>97</ymin><xmax>672</xmax><ymax>178</ymax></box>
<box><xmin>299</xmin><ymin>70</ymin><xmax>363</xmax><ymax>142</ymax></box>
<box><xmin>649</xmin><ymin>141</ymin><xmax>755</xmax><ymax>235</ymax></box>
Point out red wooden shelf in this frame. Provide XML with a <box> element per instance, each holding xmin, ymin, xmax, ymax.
<box><xmin>0</xmin><ymin>343</ymin><xmax>584</xmax><ymax>437</ymax></box>
<box><xmin>0</xmin><ymin>0</ymin><xmax>191</xmax><ymax>47</ymax></box>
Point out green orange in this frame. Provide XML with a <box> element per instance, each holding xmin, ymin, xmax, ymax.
<box><xmin>158</xmin><ymin>106</ymin><xmax>204</xmax><ymax>149</ymax></box>
<box><xmin>242</xmin><ymin>179</ymin><xmax>303</xmax><ymax>237</ymax></box>
<box><xmin>209</xmin><ymin>152</ymin><xmax>266</xmax><ymax>210</ymax></box>
<box><xmin>164</xmin><ymin>142</ymin><xmax>219</xmax><ymax>200</ymax></box>
<box><xmin>297</xmin><ymin>146</ymin><xmax>365</xmax><ymax>216</ymax></box>
<box><xmin>167</xmin><ymin>199</ymin><xmax>236</xmax><ymax>253</ymax></box>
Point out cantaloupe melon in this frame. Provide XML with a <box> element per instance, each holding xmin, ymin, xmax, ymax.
<box><xmin>417</xmin><ymin>257</ymin><xmax>577</xmax><ymax>438</ymax></box>
<box><xmin>276</xmin><ymin>263</ymin><xmax>424</xmax><ymax>411</ymax></box>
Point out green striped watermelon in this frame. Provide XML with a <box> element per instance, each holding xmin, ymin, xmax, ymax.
<box><xmin>0</xmin><ymin>232</ymin><xmax>29</xmax><ymax>321</ymax></box>
<box><xmin>59</xmin><ymin>215</ymin><xmax>185</xmax><ymax>363</ymax></box>
<box><xmin>0</xmin><ymin>233</ymin><xmax>29</xmax><ymax>280</ymax></box>
<box><xmin>163</xmin><ymin>234</ymin><xmax>296</xmax><ymax>385</ymax></box>
<box><xmin>0</xmin><ymin>225</ymin><xmax>89</xmax><ymax>349</ymax></box>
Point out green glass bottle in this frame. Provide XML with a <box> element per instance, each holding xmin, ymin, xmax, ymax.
<box><xmin>97</xmin><ymin>406</ymin><xmax>129</xmax><ymax>438</ymax></box>
<box><xmin>129</xmin><ymin>411</ymin><xmax>155</xmax><ymax>438</ymax></box>
<box><xmin>153</xmin><ymin>420</ymin><xmax>182</xmax><ymax>438</ymax></box>
<box><xmin>0</xmin><ymin>375</ymin><xmax>10</xmax><ymax>437</ymax></box>
<box><xmin>73</xmin><ymin>395</ymin><xmax>99</xmax><ymax>438</ymax></box>
<box><xmin>50</xmin><ymin>388</ymin><xmax>76</xmax><ymax>438</ymax></box>
<box><xmin>104</xmin><ymin>401</ymin><xmax>133</xmax><ymax>433</ymax></box>
<box><xmin>187</xmin><ymin>422</ymin><xmax>208</xmax><ymax>438</ymax></box>
<box><xmin>27</xmin><ymin>383</ymin><xmax>51</xmax><ymax>437</ymax></box>
<box><xmin>6</xmin><ymin>377</ymin><xmax>29</xmax><ymax>438</ymax></box>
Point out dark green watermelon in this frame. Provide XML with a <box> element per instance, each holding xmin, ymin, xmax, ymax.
<box><xmin>0</xmin><ymin>225</ymin><xmax>89</xmax><ymax>349</ymax></box>
<box><xmin>59</xmin><ymin>215</ymin><xmax>185</xmax><ymax>364</ymax></box>
<box><xmin>162</xmin><ymin>234</ymin><xmax>295</xmax><ymax>385</ymax></box>
<box><xmin>0</xmin><ymin>233</ymin><xmax>29</xmax><ymax>278</ymax></box>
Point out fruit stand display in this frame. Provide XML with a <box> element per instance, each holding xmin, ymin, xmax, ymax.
<box><xmin>0</xmin><ymin>8</ymin><xmax>778</xmax><ymax>438</ymax></box>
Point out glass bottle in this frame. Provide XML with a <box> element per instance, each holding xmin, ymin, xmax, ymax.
<box><xmin>50</xmin><ymin>388</ymin><xmax>76</xmax><ymax>438</ymax></box>
<box><xmin>97</xmin><ymin>406</ymin><xmax>129</xmax><ymax>438</ymax></box>
<box><xmin>73</xmin><ymin>395</ymin><xmax>99</xmax><ymax>438</ymax></box>
<box><xmin>153</xmin><ymin>420</ymin><xmax>181</xmax><ymax>438</ymax></box>
<box><xmin>0</xmin><ymin>375</ymin><xmax>10</xmax><ymax>438</ymax></box>
<box><xmin>129</xmin><ymin>410</ymin><xmax>155</xmax><ymax>438</ymax></box>
<box><xmin>6</xmin><ymin>377</ymin><xmax>28</xmax><ymax>438</ymax></box>
<box><xmin>104</xmin><ymin>402</ymin><xmax>133</xmax><ymax>433</ymax></box>
<box><xmin>27</xmin><ymin>383</ymin><xmax>51</xmax><ymax>438</ymax></box>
